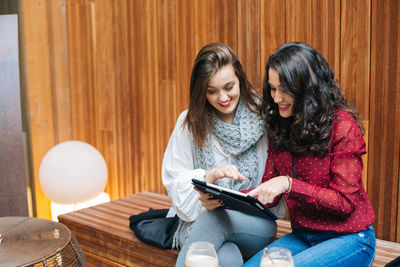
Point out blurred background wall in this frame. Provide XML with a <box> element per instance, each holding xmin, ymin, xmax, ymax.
<box><xmin>2</xmin><ymin>0</ymin><xmax>399</xmax><ymax>242</ymax></box>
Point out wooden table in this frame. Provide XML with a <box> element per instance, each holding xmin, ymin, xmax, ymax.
<box><xmin>0</xmin><ymin>216</ymin><xmax>87</xmax><ymax>266</ymax></box>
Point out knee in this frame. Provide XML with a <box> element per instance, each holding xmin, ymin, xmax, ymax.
<box><xmin>218</xmin><ymin>242</ymin><xmax>243</xmax><ymax>267</ymax></box>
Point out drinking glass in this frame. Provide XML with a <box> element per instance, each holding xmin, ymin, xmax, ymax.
<box><xmin>260</xmin><ymin>247</ymin><xmax>294</xmax><ymax>267</ymax></box>
<box><xmin>185</xmin><ymin>241</ymin><xmax>219</xmax><ymax>267</ymax></box>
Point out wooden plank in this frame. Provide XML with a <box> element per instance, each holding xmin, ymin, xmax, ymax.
<box><xmin>237</xmin><ymin>0</ymin><xmax>262</xmax><ymax>91</ymax></box>
<box><xmin>215</xmin><ymin>0</ymin><xmax>238</xmax><ymax>51</ymax></box>
<box><xmin>369</xmin><ymin>0</ymin><xmax>400</xmax><ymax>242</ymax></box>
<box><xmin>340</xmin><ymin>0</ymin><xmax>371</xmax><ymax>119</ymax></box>
<box><xmin>47</xmin><ymin>0</ymin><xmax>72</xmax><ymax>143</ymax></box>
<box><xmin>84</xmin><ymin>251</ymin><xmax>126</xmax><ymax>267</ymax></box>
<box><xmin>194</xmin><ymin>0</ymin><xmax>215</xmax><ymax>51</ymax></box>
<box><xmin>311</xmin><ymin>0</ymin><xmax>340</xmax><ymax>77</ymax></box>
<box><xmin>19</xmin><ymin>0</ymin><xmax>55</xmax><ymax>219</ymax></box>
<box><xmin>156</xmin><ymin>0</ymin><xmax>177</xmax><ymax>195</ymax></box>
<box><xmin>140</xmin><ymin>0</ymin><xmax>160</xmax><ymax>193</ymax></box>
<box><xmin>260</xmin><ymin>0</ymin><xmax>286</xmax><ymax>79</ymax></box>
<box><xmin>127</xmin><ymin>0</ymin><xmax>144</xmax><ymax>196</ymax></box>
<box><xmin>175</xmin><ymin>0</ymin><xmax>195</xmax><ymax>115</ymax></box>
<box><xmin>285</xmin><ymin>0</ymin><xmax>312</xmax><ymax>44</ymax></box>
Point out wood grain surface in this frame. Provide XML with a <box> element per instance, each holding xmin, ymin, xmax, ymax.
<box><xmin>16</xmin><ymin>0</ymin><xmax>400</xmax><ymax>242</ymax></box>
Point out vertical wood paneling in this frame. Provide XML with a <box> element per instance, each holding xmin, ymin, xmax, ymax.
<box><xmin>260</xmin><ymin>0</ymin><xmax>286</xmax><ymax>78</ymax></box>
<box><xmin>20</xmin><ymin>0</ymin><xmax>54</xmax><ymax>219</ymax></box>
<box><xmin>370</xmin><ymin>0</ymin><xmax>400</xmax><ymax>242</ymax></box>
<box><xmin>194</xmin><ymin>0</ymin><xmax>216</xmax><ymax>51</ymax></box>
<box><xmin>141</xmin><ymin>0</ymin><xmax>159</xmax><ymax>193</ymax></box>
<box><xmin>175</xmin><ymin>0</ymin><xmax>195</xmax><ymax>115</ymax></box>
<box><xmin>157</xmin><ymin>0</ymin><xmax>177</xmax><ymax>194</ymax></box>
<box><xmin>285</xmin><ymin>0</ymin><xmax>312</xmax><ymax>44</ymax></box>
<box><xmin>340</xmin><ymin>0</ymin><xmax>371</xmax><ymax>120</ymax></box>
<box><xmin>19</xmin><ymin>0</ymin><xmax>400</xmax><ymax>242</ymax></box>
<box><xmin>128</xmin><ymin>0</ymin><xmax>144</xmax><ymax>195</ymax></box>
<box><xmin>311</xmin><ymin>0</ymin><xmax>341</xmax><ymax>77</ymax></box>
<box><xmin>68</xmin><ymin>0</ymin><xmax>96</xmax><ymax>142</ymax></box>
<box><xmin>47</xmin><ymin>0</ymin><xmax>72</xmax><ymax>143</ymax></box>
<box><xmin>215</xmin><ymin>0</ymin><xmax>237</xmax><ymax>51</ymax></box>
<box><xmin>95</xmin><ymin>0</ymin><xmax>115</xmax><ymax>133</ymax></box>
<box><xmin>112</xmin><ymin>0</ymin><xmax>132</xmax><ymax>196</ymax></box>
<box><xmin>237</xmin><ymin>0</ymin><xmax>261</xmax><ymax>91</ymax></box>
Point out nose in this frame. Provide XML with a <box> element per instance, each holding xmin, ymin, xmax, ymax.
<box><xmin>218</xmin><ymin>91</ymin><xmax>229</xmax><ymax>102</ymax></box>
<box><xmin>273</xmin><ymin>90</ymin><xmax>282</xmax><ymax>103</ymax></box>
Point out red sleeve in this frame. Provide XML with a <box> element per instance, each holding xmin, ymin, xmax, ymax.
<box><xmin>288</xmin><ymin>113</ymin><xmax>366</xmax><ymax>217</ymax></box>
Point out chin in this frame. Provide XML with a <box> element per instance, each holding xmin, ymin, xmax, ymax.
<box><xmin>279</xmin><ymin>112</ymin><xmax>292</xmax><ymax>118</ymax></box>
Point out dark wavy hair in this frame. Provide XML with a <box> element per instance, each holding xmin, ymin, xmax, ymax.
<box><xmin>184</xmin><ymin>42</ymin><xmax>261</xmax><ymax>147</ymax></box>
<box><xmin>262</xmin><ymin>42</ymin><xmax>363</xmax><ymax>156</ymax></box>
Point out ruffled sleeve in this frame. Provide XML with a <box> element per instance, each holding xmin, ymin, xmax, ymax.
<box><xmin>161</xmin><ymin>110</ymin><xmax>206</xmax><ymax>222</ymax></box>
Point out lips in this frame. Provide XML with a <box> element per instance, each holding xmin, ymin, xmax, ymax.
<box><xmin>219</xmin><ymin>100</ymin><xmax>232</xmax><ymax>108</ymax></box>
<box><xmin>278</xmin><ymin>104</ymin><xmax>290</xmax><ymax>111</ymax></box>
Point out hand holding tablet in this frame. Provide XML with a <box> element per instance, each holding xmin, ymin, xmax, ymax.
<box><xmin>192</xmin><ymin>179</ymin><xmax>277</xmax><ymax>221</ymax></box>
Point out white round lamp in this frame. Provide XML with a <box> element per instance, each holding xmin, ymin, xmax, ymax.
<box><xmin>39</xmin><ymin>141</ymin><xmax>109</xmax><ymax>220</ymax></box>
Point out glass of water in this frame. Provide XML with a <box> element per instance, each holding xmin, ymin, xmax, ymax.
<box><xmin>260</xmin><ymin>247</ymin><xmax>294</xmax><ymax>267</ymax></box>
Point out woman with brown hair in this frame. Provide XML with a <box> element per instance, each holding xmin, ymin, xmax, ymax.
<box><xmin>244</xmin><ymin>42</ymin><xmax>376</xmax><ymax>267</ymax></box>
<box><xmin>162</xmin><ymin>42</ymin><xmax>285</xmax><ymax>267</ymax></box>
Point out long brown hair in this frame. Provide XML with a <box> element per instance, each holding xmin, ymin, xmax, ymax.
<box><xmin>184</xmin><ymin>42</ymin><xmax>261</xmax><ymax>147</ymax></box>
<box><xmin>262</xmin><ymin>42</ymin><xmax>363</xmax><ymax>156</ymax></box>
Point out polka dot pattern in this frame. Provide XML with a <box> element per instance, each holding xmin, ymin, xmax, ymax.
<box><xmin>263</xmin><ymin>110</ymin><xmax>375</xmax><ymax>233</ymax></box>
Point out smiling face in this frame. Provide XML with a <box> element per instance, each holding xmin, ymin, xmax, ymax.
<box><xmin>206</xmin><ymin>64</ymin><xmax>240</xmax><ymax>124</ymax></box>
<box><xmin>268</xmin><ymin>68</ymin><xmax>295</xmax><ymax>118</ymax></box>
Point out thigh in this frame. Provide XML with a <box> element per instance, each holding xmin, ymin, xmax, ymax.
<box><xmin>222</xmin><ymin>210</ymin><xmax>277</xmax><ymax>258</ymax></box>
<box><xmin>186</xmin><ymin>209</ymin><xmax>277</xmax><ymax>258</ymax></box>
<box><xmin>293</xmin><ymin>226</ymin><xmax>376</xmax><ymax>267</ymax></box>
<box><xmin>268</xmin><ymin>232</ymin><xmax>310</xmax><ymax>256</ymax></box>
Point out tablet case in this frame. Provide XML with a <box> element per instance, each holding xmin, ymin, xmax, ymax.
<box><xmin>192</xmin><ymin>179</ymin><xmax>278</xmax><ymax>221</ymax></box>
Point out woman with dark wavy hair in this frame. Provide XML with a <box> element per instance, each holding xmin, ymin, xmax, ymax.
<box><xmin>244</xmin><ymin>42</ymin><xmax>376</xmax><ymax>267</ymax></box>
<box><xmin>162</xmin><ymin>43</ymin><xmax>286</xmax><ymax>267</ymax></box>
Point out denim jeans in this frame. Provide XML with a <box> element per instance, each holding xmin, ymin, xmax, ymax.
<box><xmin>175</xmin><ymin>209</ymin><xmax>277</xmax><ymax>267</ymax></box>
<box><xmin>244</xmin><ymin>225</ymin><xmax>376</xmax><ymax>267</ymax></box>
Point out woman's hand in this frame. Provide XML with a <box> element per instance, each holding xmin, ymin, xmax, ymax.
<box><xmin>248</xmin><ymin>176</ymin><xmax>291</xmax><ymax>204</ymax></box>
<box><xmin>195</xmin><ymin>188</ymin><xmax>223</xmax><ymax>211</ymax></box>
<box><xmin>205</xmin><ymin>165</ymin><xmax>247</xmax><ymax>184</ymax></box>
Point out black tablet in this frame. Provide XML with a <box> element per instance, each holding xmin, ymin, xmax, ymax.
<box><xmin>192</xmin><ymin>179</ymin><xmax>278</xmax><ymax>221</ymax></box>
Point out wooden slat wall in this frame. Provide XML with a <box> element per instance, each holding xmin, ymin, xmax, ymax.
<box><xmin>18</xmin><ymin>0</ymin><xmax>400</xmax><ymax>242</ymax></box>
<box><xmin>369</xmin><ymin>0</ymin><xmax>400</xmax><ymax>242</ymax></box>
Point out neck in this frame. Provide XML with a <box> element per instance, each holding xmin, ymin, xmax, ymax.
<box><xmin>216</xmin><ymin>109</ymin><xmax>236</xmax><ymax>124</ymax></box>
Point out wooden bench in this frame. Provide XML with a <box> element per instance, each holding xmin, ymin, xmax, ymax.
<box><xmin>58</xmin><ymin>192</ymin><xmax>400</xmax><ymax>267</ymax></box>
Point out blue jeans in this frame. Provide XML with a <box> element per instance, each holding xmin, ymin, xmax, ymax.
<box><xmin>244</xmin><ymin>225</ymin><xmax>376</xmax><ymax>267</ymax></box>
<box><xmin>175</xmin><ymin>209</ymin><xmax>277</xmax><ymax>267</ymax></box>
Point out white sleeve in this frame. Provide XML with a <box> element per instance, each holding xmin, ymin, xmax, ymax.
<box><xmin>162</xmin><ymin>110</ymin><xmax>206</xmax><ymax>222</ymax></box>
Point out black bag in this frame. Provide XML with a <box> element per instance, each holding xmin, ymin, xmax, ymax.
<box><xmin>129</xmin><ymin>208</ymin><xmax>179</xmax><ymax>249</ymax></box>
<box><xmin>386</xmin><ymin>256</ymin><xmax>400</xmax><ymax>267</ymax></box>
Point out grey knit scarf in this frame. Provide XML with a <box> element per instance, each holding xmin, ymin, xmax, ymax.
<box><xmin>193</xmin><ymin>99</ymin><xmax>265</xmax><ymax>190</ymax></box>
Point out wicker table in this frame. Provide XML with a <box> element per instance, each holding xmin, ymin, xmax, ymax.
<box><xmin>0</xmin><ymin>217</ymin><xmax>87</xmax><ymax>267</ymax></box>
